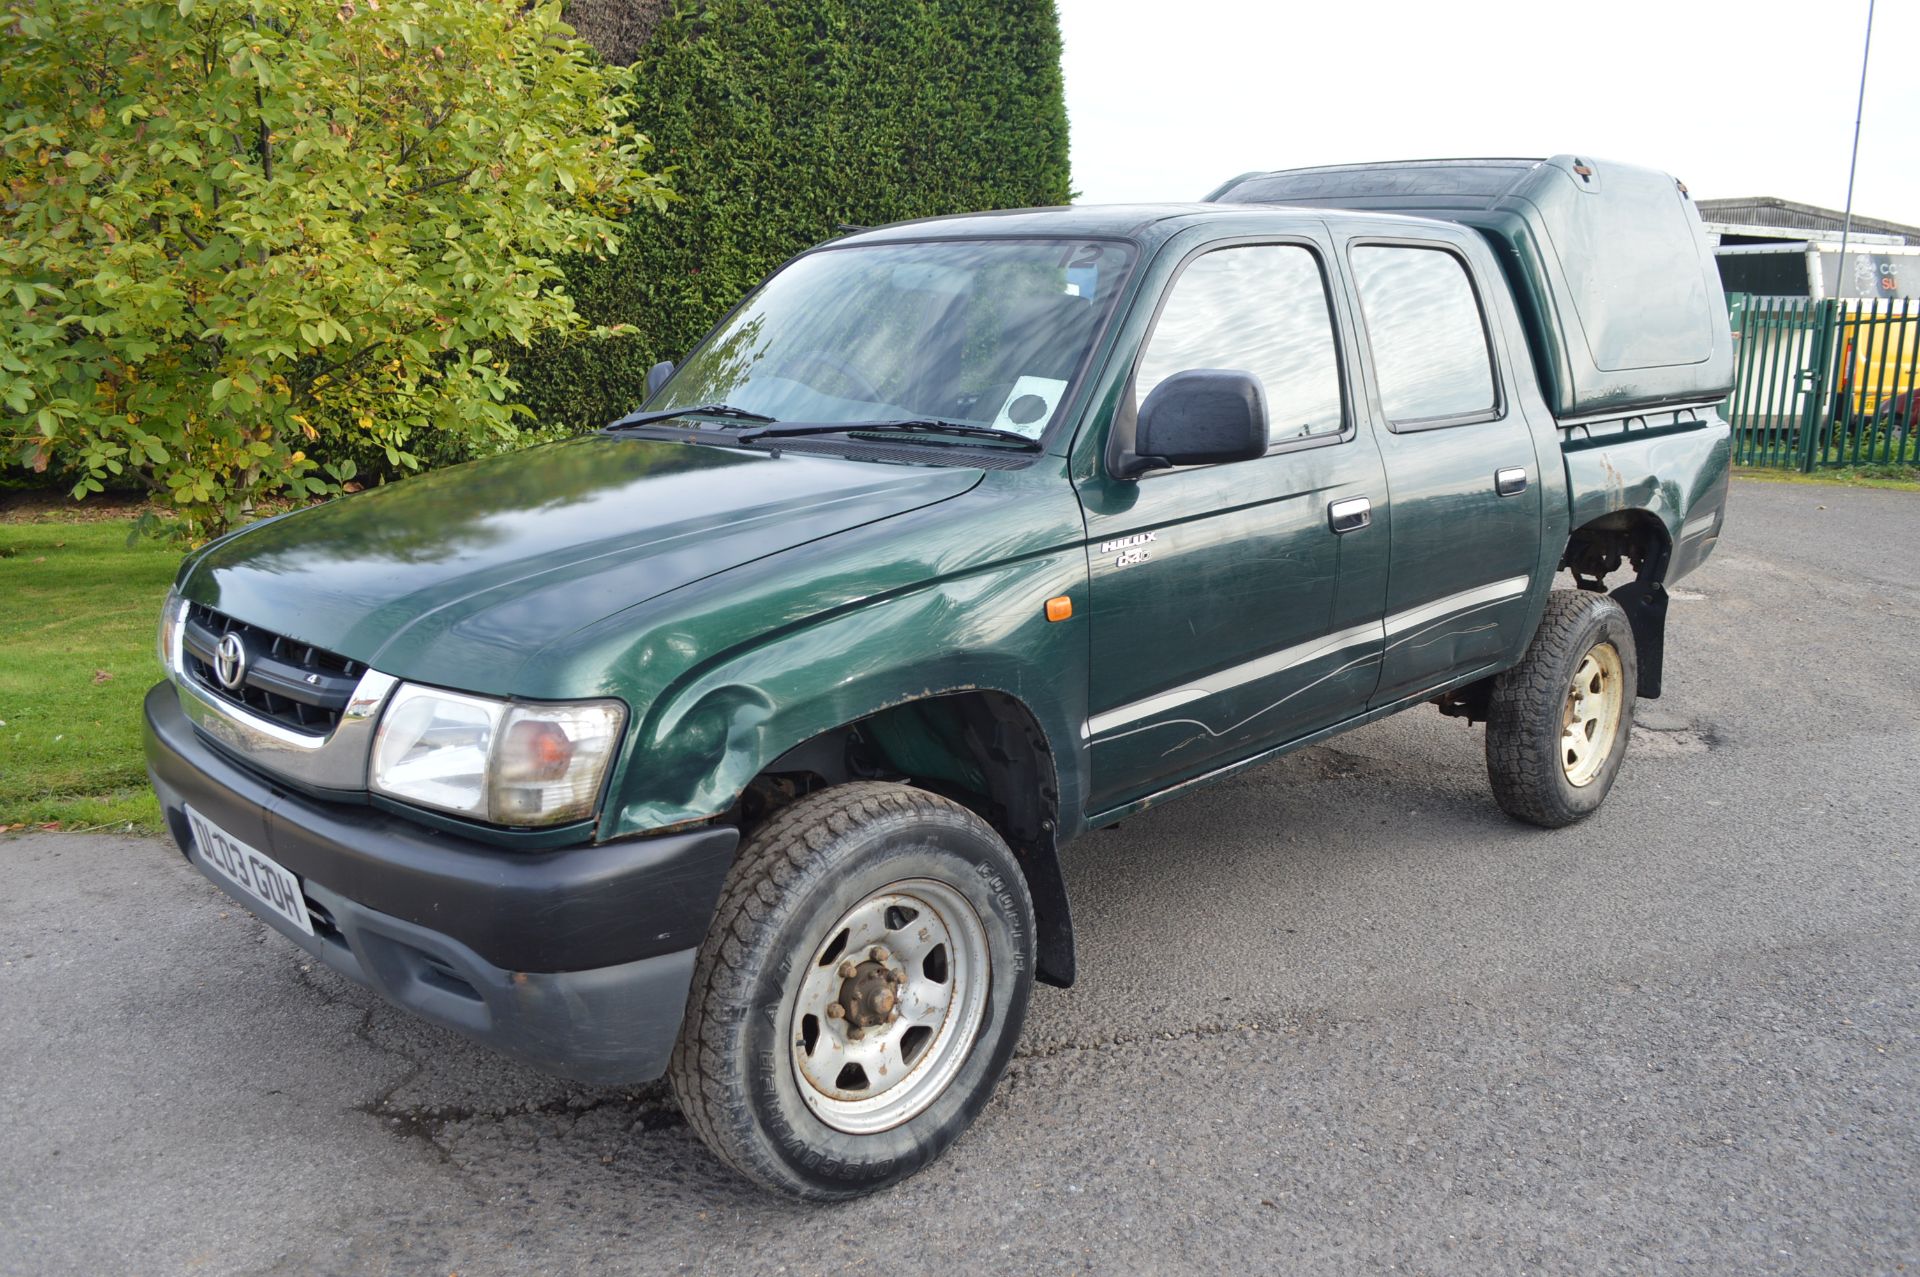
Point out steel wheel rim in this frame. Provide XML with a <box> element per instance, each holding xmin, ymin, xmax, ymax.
<box><xmin>788</xmin><ymin>877</ymin><xmax>990</xmax><ymax>1135</ymax></box>
<box><xmin>1561</xmin><ymin>640</ymin><xmax>1625</xmax><ymax>787</ymax></box>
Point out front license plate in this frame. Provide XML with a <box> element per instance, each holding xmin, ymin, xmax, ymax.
<box><xmin>186</xmin><ymin>805</ymin><xmax>315</xmax><ymax>937</ymax></box>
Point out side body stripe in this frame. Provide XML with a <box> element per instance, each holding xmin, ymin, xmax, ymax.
<box><xmin>1085</xmin><ymin>575</ymin><xmax>1531</xmax><ymax>740</ymax></box>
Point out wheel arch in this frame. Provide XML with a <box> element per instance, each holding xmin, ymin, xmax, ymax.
<box><xmin>608</xmin><ymin>664</ymin><xmax>1081</xmax><ymax>987</ymax></box>
<box><xmin>744</xmin><ymin>689</ymin><xmax>1077</xmax><ymax>988</ymax></box>
<box><xmin>1561</xmin><ymin>507</ymin><xmax>1672</xmax><ymax>698</ymax></box>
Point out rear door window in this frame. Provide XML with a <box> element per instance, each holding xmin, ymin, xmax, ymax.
<box><xmin>1350</xmin><ymin>246</ymin><xmax>1497</xmax><ymax>426</ymax></box>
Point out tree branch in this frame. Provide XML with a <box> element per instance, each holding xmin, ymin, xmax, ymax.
<box><xmin>397</xmin><ymin>101</ymin><xmax>458</xmax><ymax>166</ymax></box>
<box><xmin>246</xmin><ymin>15</ymin><xmax>274</xmax><ymax>183</ymax></box>
<box><xmin>401</xmin><ymin>167</ymin><xmax>477</xmax><ymax>198</ymax></box>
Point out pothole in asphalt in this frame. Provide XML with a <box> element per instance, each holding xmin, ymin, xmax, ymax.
<box><xmin>1634</xmin><ymin>708</ymin><xmax>1692</xmax><ymax>732</ymax></box>
<box><xmin>1628</xmin><ymin>707</ymin><xmax>1717</xmax><ymax>756</ymax></box>
<box><xmin>359</xmin><ymin>1089</ymin><xmax>682</xmax><ymax>1155</ymax></box>
<box><xmin>1294</xmin><ymin>746</ymin><xmax>1395</xmax><ymax>782</ymax></box>
<box><xmin>1630</xmin><ymin>722</ymin><xmax>1713</xmax><ymax>757</ymax></box>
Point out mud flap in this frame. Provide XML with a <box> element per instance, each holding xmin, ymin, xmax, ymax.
<box><xmin>1609</xmin><ymin>579</ymin><xmax>1667</xmax><ymax>699</ymax></box>
<box><xmin>1023</xmin><ymin>840</ymin><xmax>1076</xmax><ymax>988</ymax></box>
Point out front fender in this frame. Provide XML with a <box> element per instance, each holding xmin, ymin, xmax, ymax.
<box><xmin>601</xmin><ymin>548</ymin><xmax>1092</xmax><ymax>841</ymax></box>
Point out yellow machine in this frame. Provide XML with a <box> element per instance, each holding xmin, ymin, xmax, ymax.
<box><xmin>1834</xmin><ymin>305</ymin><xmax>1918</xmax><ymax>420</ymax></box>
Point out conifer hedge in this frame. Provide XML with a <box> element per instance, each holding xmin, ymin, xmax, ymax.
<box><xmin>526</xmin><ymin>0</ymin><xmax>1073</xmax><ymax>430</ymax></box>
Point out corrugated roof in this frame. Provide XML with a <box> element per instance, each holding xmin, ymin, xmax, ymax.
<box><xmin>1698</xmin><ymin>197</ymin><xmax>1920</xmax><ymax>240</ymax></box>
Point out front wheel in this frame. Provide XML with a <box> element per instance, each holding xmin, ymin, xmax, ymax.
<box><xmin>668</xmin><ymin>781</ymin><xmax>1035</xmax><ymax>1200</ymax></box>
<box><xmin>1485</xmin><ymin>589</ymin><xmax>1638</xmax><ymax>828</ymax></box>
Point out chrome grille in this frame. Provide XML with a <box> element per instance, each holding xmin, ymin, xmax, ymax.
<box><xmin>180</xmin><ymin>603</ymin><xmax>363</xmax><ymax>736</ymax></box>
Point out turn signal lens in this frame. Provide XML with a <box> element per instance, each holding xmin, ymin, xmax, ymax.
<box><xmin>501</xmin><ymin>719</ymin><xmax>574</xmax><ymax>782</ymax></box>
<box><xmin>1045</xmin><ymin>595</ymin><xmax>1073</xmax><ymax>622</ymax></box>
<box><xmin>489</xmin><ymin>701</ymin><xmax>624</xmax><ymax>824</ymax></box>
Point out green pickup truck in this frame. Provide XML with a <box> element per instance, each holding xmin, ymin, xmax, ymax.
<box><xmin>146</xmin><ymin>155</ymin><xmax>1733</xmax><ymax>1199</ymax></box>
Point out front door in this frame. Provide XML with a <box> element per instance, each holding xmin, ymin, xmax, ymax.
<box><xmin>1076</xmin><ymin>237</ymin><xmax>1389</xmax><ymax>812</ymax></box>
<box><xmin>1338</xmin><ymin>238</ymin><xmax>1545</xmax><ymax>707</ymax></box>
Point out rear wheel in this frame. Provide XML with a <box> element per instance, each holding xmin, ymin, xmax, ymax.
<box><xmin>668</xmin><ymin>781</ymin><xmax>1035</xmax><ymax>1200</ymax></box>
<box><xmin>1485</xmin><ymin>589</ymin><xmax>1638</xmax><ymax>828</ymax></box>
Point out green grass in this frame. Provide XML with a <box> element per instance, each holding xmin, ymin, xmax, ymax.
<box><xmin>0</xmin><ymin>521</ymin><xmax>178</xmax><ymax>832</ymax></box>
<box><xmin>1735</xmin><ymin>463</ymin><xmax>1920</xmax><ymax>492</ymax></box>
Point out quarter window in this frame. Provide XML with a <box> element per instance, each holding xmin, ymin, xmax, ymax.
<box><xmin>1136</xmin><ymin>245</ymin><xmax>1344</xmax><ymax>443</ymax></box>
<box><xmin>1351</xmin><ymin>246</ymin><xmax>1497</xmax><ymax>425</ymax></box>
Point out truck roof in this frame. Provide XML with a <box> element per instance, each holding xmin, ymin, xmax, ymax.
<box><xmin>833</xmin><ymin>202</ymin><xmax>1448</xmax><ymax>249</ymax></box>
<box><xmin>1204</xmin><ymin>157</ymin><xmax>1555</xmax><ymax>204</ymax></box>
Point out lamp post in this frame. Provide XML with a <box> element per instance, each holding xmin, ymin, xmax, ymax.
<box><xmin>1834</xmin><ymin>0</ymin><xmax>1875</xmax><ymax>301</ymax></box>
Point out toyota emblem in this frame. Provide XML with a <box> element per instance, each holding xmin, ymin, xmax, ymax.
<box><xmin>214</xmin><ymin>632</ymin><xmax>249</xmax><ymax>692</ymax></box>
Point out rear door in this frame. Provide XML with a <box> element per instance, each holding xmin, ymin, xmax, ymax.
<box><xmin>1333</xmin><ymin>232</ymin><xmax>1545</xmax><ymax>707</ymax></box>
<box><xmin>1075</xmin><ymin>232</ymin><xmax>1389</xmax><ymax>812</ymax></box>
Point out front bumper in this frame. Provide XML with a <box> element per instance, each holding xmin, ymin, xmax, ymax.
<box><xmin>144</xmin><ymin>682</ymin><xmax>739</xmax><ymax>1085</ymax></box>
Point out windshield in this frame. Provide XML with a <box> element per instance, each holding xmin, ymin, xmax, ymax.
<box><xmin>649</xmin><ymin>238</ymin><xmax>1138</xmax><ymax>442</ymax></box>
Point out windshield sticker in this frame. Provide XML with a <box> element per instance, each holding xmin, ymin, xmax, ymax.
<box><xmin>992</xmin><ymin>376</ymin><xmax>1068</xmax><ymax>438</ymax></box>
<box><xmin>1058</xmin><ymin>243</ymin><xmax>1110</xmax><ymax>299</ymax></box>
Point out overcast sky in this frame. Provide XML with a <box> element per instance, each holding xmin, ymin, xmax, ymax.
<box><xmin>1056</xmin><ymin>0</ymin><xmax>1918</xmax><ymax>226</ymax></box>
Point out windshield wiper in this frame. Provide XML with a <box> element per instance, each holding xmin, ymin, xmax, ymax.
<box><xmin>605</xmin><ymin>402</ymin><xmax>779</xmax><ymax>431</ymax></box>
<box><xmin>737</xmin><ymin>418</ymin><xmax>1043</xmax><ymax>451</ymax></box>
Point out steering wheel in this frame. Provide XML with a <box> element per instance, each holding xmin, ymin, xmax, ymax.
<box><xmin>774</xmin><ymin>350</ymin><xmax>882</xmax><ymax>403</ymax></box>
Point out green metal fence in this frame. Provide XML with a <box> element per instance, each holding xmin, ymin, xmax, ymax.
<box><xmin>1724</xmin><ymin>293</ymin><xmax>1919</xmax><ymax>471</ymax></box>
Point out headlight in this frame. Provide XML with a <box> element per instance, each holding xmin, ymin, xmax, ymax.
<box><xmin>157</xmin><ymin>589</ymin><xmax>186</xmax><ymax>673</ymax></box>
<box><xmin>369</xmin><ymin>683</ymin><xmax>626</xmax><ymax>828</ymax></box>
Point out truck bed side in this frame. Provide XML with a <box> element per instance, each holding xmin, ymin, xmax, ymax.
<box><xmin>1558</xmin><ymin>403</ymin><xmax>1731</xmax><ymax>588</ymax></box>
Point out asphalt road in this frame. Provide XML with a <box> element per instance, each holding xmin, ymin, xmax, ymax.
<box><xmin>3</xmin><ymin>477</ymin><xmax>1917</xmax><ymax>1276</ymax></box>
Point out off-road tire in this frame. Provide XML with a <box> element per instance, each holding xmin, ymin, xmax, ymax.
<box><xmin>667</xmin><ymin>781</ymin><xmax>1036</xmax><ymax>1200</ymax></box>
<box><xmin>1485</xmin><ymin>588</ymin><xmax>1638</xmax><ymax>828</ymax></box>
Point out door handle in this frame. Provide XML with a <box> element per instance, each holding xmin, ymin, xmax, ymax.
<box><xmin>1328</xmin><ymin>496</ymin><xmax>1372</xmax><ymax>534</ymax></box>
<box><xmin>1495</xmin><ymin>467</ymin><xmax>1529</xmax><ymax>496</ymax></box>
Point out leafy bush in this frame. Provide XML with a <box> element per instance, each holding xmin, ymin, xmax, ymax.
<box><xmin>0</xmin><ymin>0</ymin><xmax>669</xmax><ymax>537</ymax></box>
<box><xmin>522</xmin><ymin>0</ymin><xmax>1072</xmax><ymax>432</ymax></box>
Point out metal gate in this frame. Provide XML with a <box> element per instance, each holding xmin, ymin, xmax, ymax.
<box><xmin>1724</xmin><ymin>293</ymin><xmax>1918</xmax><ymax>470</ymax></box>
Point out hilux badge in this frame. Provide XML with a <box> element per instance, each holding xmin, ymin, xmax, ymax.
<box><xmin>1099</xmin><ymin>530</ymin><xmax>1158</xmax><ymax>567</ymax></box>
<box><xmin>214</xmin><ymin>633</ymin><xmax>249</xmax><ymax>691</ymax></box>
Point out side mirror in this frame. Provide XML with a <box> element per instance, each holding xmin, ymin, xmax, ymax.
<box><xmin>1131</xmin><ymin>369</ymin><xmax>1269</xmax><ymax>471</ymax></box>
<box><xmin>645</xmin><ymin>360</ymin><xmax>676</xmax><ymax>399</ymax></box>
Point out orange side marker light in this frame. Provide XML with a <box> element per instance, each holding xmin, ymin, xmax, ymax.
<box><xmin>1045</xmin><ymin>595</ymin><xmax>1073</xmax><ymax>622</ymax></box>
